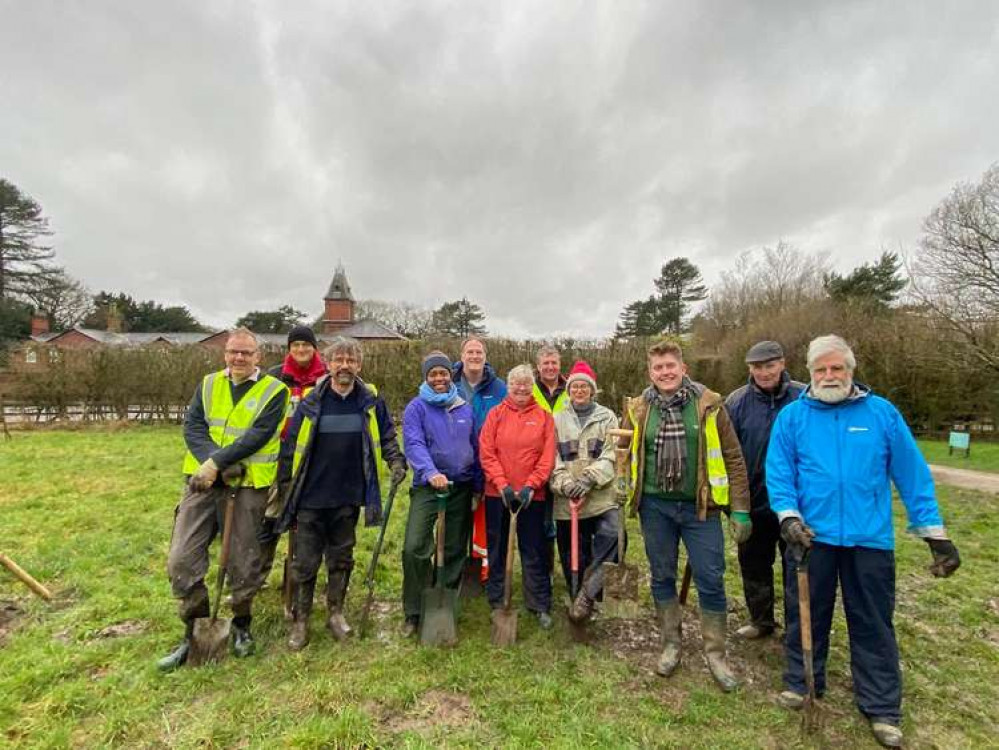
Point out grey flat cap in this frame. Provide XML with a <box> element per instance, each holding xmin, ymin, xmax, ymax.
<box><xmin>745</xmin><ymin>340</ymin><xmax>784</xmax><ymax>363</ymax></box>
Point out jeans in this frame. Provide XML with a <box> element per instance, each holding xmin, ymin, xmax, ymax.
<box><xmin>638</xmin><ymin>497</ymin><xmax>726</xmax><ymax>612</ymax></box>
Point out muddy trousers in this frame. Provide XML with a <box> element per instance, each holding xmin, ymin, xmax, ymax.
<box><xmin>555</xmin><ymin>508</ymin><xmax>620</xmax><ymax>599</ymax></box>
<box><xmin>737</xmin><ymin>509</ymin><xmax>787</xmax><ymax>631</ymax></box>
<box><xmin>783</xmin><ymin>542</ymin><xmax>901</xmax><ymax>725</ymax></box>
<box><xmin>167</xmin><ymin>483</ymin><xmax>267</xmax><ymax>623</ymax></box>
<box><xmin>485</xmin><ymin>497</ymin><xmax>552</xmax><ymax>614</ymax></box>
<box><xmin>401</xmin><ymin>482</ymin><xmax>473</xmax><ymax>619</ymax></box>
<box><xmin>290</xmin><ymin>506</ymin><xmax>360</xmax><ymax>617</ymax></box>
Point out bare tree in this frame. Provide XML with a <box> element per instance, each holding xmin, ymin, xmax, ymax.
<box><xmin>355</xmin><ymin>299</ymin><xmax>434</xmax><ymax>338</ymax></box>
<box><xmin>911</xmin><ymin>163</ymin><xmax>999</xmax><ymax>372</ymax></box>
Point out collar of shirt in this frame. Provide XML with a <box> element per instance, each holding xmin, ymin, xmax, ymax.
<box><xmin>223</xmin><ymin>367</ymin><xmax>261</xmax><ymax>383</ymax></box>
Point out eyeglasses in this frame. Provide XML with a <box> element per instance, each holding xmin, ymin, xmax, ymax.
<box><xmin>225</xmin><ymin>349</ymin><xmax>257</xmax><ymax>357</ymax></box>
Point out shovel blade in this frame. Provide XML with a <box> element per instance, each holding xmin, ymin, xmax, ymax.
<box><xmin>459</xmin><ymin>558</ymin><xmax>483</xmax><ymax>599</ymax></box>
<box><xmin>187</xmin><ymin>617</ymin><xmax>231</xmax><ymax>666</ymax></box>
<box><xmin>419</xmin><ymin>588</ymin><xmax>458</xmax><ymax>646</ymax></box>
<box><xmin>601</xmin><ymin>561</ymin><xmax>641</xmax><ymax>618</ymax></box>
<box><xmin>490</xmin><ymin>608</ymin><xmax>518</xmax><ymax>646</ymax></box>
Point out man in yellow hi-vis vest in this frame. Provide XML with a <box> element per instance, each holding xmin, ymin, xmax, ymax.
<box><xmin>158</xmin><ymin>328</ymin><xmax>289</xmax><ymax>671</ymax></box>
<box><xmin>619</xmin><ymin>339</ymin><xmax>751</xmax><ymax>692</ymax></box>
<box><xmin>274</xmin><ymin>336</ymin><xmax>406</xmax><ymax>651</ymax></box>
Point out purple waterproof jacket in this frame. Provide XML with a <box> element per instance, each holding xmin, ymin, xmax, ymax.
<box><xmin>402</xmin><ymin>396</ymin><xmax>482</xmax><ymax>490</ymax></box>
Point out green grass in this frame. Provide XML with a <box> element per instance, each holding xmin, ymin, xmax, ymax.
<box><xmin>918</xmin><ymin>437</ymin><xmax>999</xmax><ymax>473</ymax></box>
<box><xmin>1</xmin><ymin>426</ymin><xmax>997</xmax><ymax>749</ymax></box>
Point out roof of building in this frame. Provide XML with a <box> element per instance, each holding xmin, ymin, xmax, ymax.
<box><xmin>324</xmin><ymin>262</ymin><xmax>355</xmax><ymax>301</ymax></box>
<box><xmin>337</xmin><ymin>319</ymin><xmax>408</xmax><ymax>340</ymax></box>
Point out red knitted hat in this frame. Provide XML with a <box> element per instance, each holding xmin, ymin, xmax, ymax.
<box><xmin>565</xmin><ymin>360</ymin><xmax>597</xmax><ymax>392</ymax></box>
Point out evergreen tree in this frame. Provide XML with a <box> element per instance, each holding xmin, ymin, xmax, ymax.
<box><xmin>432</xmin><ymin>297</ymin><xmax>487</xmax><ymax>337</ymax></box>
<box><xmin>0</xmin><ymin>178</ymin><xmax>56</xmax><ymax>300</ymax></box>
<box><xmin>825</xmin><ymin>251</ymin><xmax>907</xmax><ymax>308</ymax></box>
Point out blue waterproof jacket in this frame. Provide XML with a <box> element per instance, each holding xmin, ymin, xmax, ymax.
<box><xmin>402</xmin><ymin>396</ymin><xmax>482</xmax><ymax>490</ymax></box>
<box><xmin>725</xmin><ymin>371</ymin><xmax>805</xmax><ymax>514</ymax></box>
<box><xmin>766</xmin><ymin>384</ymin><xmax>944</xmax><ymax>550</ymax></box>
<box><xmin>451</xmin><ymin>361</ymin><xmax>506</xmax><ymax>435</ymax></box>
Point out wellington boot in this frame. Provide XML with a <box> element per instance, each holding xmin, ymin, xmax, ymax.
<box><xmin>287</xmin><ymin>619</ymin><xmax>310</xmax><ymax>651</ymax></box>
<box><xmin>870</xmin><ymin>721</ymin><xmax>903</xmax><ymax>748</ymax></box>
<box><xmin>701</xmin><ymin>609</ymin><xmax>738</xmax><ymax>692</ymax></box>
<box><xmin>326</xmin><ymin>610</ymin><xmax>353</xmax><ymax>641</ymax></box>
<box><xmin>655</xmin><ymin>599</ymin><xmax>682</xmax><ymax>677</ymax></box>
<box><xmin>157</xmin><ymin>621</ymin><xmax>194</xmax><ymax>672</ymax></box>
<box><xmin>232</xmin><ymin>624</ymin><xmax>255</xmax><ymax>658</ymax></box>
<box><xmin>569</xmin><ymin>592</ymin><xmax>595</xmax><ymax>623</ymax></box>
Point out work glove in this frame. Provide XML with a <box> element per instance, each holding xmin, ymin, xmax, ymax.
<box><xmin>730</xmin><ymin>510</ymin><xmax>753</xmax><ymax>545</ymax></box>
<box><xmin>780</xmin><ymin>517</ymin><xmax>815</xmax><ymax>563</ymax></box>
<box><xmin>517</xmin><ymin>486</ymin><xmax>534</xmax><ymax>512</ymax></box>
<box><xmin>221</xmin><ymin>463</ymin><xmax>246</xmax><ymax>485</ymax></box>
<box><xmin>257</xmin><ymin>516</ymin><xmax>279</xmax><ymax>546</ymax></box>
<box><xmin>390</xmin><ymin>461</ymin><xmax>407</xmax><ymax>488</ymax></box>
<box><xmin>566</xmin><ymin>477</ymin><xmax>593</xmax><ymax>499</ymax></box>
<box><xmin>500</xmin><ymin>485</ymin><xmax>517</xmax><ymax>510</ymax></box>
<box><xmin>189</xmin><ymin>458</ymin><xmax>219</xmax><ymax>492</ymax></box>
<box><xmin>925</xmin><ymin>537</ymin><xmax>961</xmax><ymax>578</ymax></box>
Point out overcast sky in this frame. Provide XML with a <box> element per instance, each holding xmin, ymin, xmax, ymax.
<box><xmin>3</xmin><ymin>1</ymin><xmax>998</xmax><ymax>338</ymax></box>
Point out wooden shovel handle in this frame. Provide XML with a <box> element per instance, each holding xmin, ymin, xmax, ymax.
<box><xmin>218</xmin><ymin>487</ymin><xmax>237</xmax><ymax>574</ymax></box>
<box><xmin>502</xmin><ymin>507</ymin><xmax>519</xmax><ymax>610</ymax></box>
<box><xmin>0</xmin><ymin>553</ymin><xmax>53</xmax><ymax>601</ymax></box>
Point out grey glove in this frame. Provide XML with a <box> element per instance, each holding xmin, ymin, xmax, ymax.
<box><xmin>500</xmin><ymin>485</ymin><xmax>517</xmax><ymax>510</ymax></box>
<box><xmin>390</xmin><ymin>461</ymin><xmax>407</xmax><ymax>488</ymax></box>
<box><xmin>189</xmin><ymin>458</ymin><xmax>218</xmax><ymax>492</ymax></box>
<box><xmin>780</xmin><ymin>517</ymin><xmax>815</xmax><ymax>562</ymax></box>
<box><xmin>566</xmin><ymin>477</ymin><xmax>592</xmax><ymax>499</ymax></box>
<box><xmin>517</xmin><ymin>486</ymin><xmax>534</xmax><ymax>512</ymax></box>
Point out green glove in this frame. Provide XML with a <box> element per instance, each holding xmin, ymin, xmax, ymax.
<box><xmin>730</xmin><ymin>511</ymin><xmax>752</xmax><ymax>545</ymax></box>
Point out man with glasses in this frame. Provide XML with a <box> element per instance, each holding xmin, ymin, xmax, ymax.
<box><xmin>158</xmin><ymin>327</ymin><xmax>289</xmax><ymax>670</ymax></box>
<box><xmin>275</xmin><ymin>336</ymin><xmax>407</xmax><ymax>650</ymax></box>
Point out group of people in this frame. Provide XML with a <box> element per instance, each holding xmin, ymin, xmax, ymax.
<box><xmin>160</xmin><ymin>326</ymin><xmax>962</xmax><ymax>749</ymax></box>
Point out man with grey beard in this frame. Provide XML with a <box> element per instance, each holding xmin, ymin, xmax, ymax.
<box><xmin>766</xmin><ymin>334</ymin><xmax>961</xmax><ymax>749</ymax></box>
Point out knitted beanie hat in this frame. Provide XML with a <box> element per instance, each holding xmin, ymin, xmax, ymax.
<box><xmin>287</xmin><ymin>325</ymin><xmax>319</xmax><ymax>349</ymax></box>
<box><xmin>565</xmin><ymin>360</ymin><xmax>597</xmax><ymax>393</ymax></box>
<box><xmin>421</xmin><ymin>350</ymin><xmax>452</xmax><ymax>379</ymax></box>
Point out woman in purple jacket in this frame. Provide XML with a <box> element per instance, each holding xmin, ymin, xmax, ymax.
<box><xmin>400</xmin><ymin>351</ymin><xmax>481</xmax><ymax>636</ymax></box>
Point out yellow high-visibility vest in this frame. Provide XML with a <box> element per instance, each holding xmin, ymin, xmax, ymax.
<box><xmin>182</xmin><ymin>371</ymin><xmax>288</xmax><ymax>489</ymax></box>
<box><xmin>291</xmin><ymin>383</ymin><xmax>385</xmax><ymax>490</ymax></box>
<box><xmin>627</xmin><ymin>401</ymin><xmax>729</xmax><ymax>507</ymax></box>
<box><xmin>533</xmin><ymin>383</ymin><xmax>568</xmax><ymax>414</ymax></box>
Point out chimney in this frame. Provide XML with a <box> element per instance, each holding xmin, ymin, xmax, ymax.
<box><xmin>31</xmin><ymin>312</ymin><xmax>50</xmax><ymax>337</ymax></box>
<box><xmin>106</xmin><ymin>303</ymin><xmax>123</xmax><ymax>333</ymax></box>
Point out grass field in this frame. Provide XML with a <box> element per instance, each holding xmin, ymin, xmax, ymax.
<box><xmin>1</xmin><ymin>426</ymin><xmax>997</xmax><ymax>749</ymax></box>
<box><xmin>917</xmin><ymin>437</ymin><xmax>999</xmax><ymax>473</ymax></box>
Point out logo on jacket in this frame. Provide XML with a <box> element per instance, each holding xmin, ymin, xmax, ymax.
<box><xmin>847</xmin><ymin>426</ymin><xmax>869</xmax><ymax>433</ymax></box>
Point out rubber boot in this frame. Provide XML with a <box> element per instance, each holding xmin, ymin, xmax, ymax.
<box><xmin>288</xmin><ymin>578</ymin><xmax>314</xmax><ymax>650</ymax></box>
<box><xmin>326</xmin><ymin>569</ymin><xmax>353</xmax><ymax>641</ymax></box>
<box><xmin>569</xmin><ymin>591</ymin><xmax>595</xmax><ymax>623</ymax></box>
<box><xmin>156</xmin><ymin>620</ymin><xmax>194</xmax><ymax>672</ymax></box>
<box><xmin>231</xmin><ymin>615</ymin><xmax>255</xmax><ymax>658</ymax></box>
<box><xmin>655</xmin><ymin>599</ymin><xmax>682</xmax><ymax>677</ymax></box>
<box><xmin>701</xmin><ymin>609</ymin><xmax>738</xmax><ymax>692</ymax></box>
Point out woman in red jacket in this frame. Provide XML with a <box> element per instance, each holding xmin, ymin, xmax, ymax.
<box><xmin>479</xmin><ymin>364</ymin><xmax>556</xmax><ymax>628</ymax></box>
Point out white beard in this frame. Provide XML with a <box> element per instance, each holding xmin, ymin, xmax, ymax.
<box><xmin>811</xmin><ymin>379</ymin><xmax>853</xmax><ymax>404</ymax></box>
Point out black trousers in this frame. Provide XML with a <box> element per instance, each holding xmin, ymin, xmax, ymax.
<box><xmin>737</xmin><ymin>509</ymin><xmax>787</xmax><ymax>630</ymax></box>
<box><xmin>485</xmin><ymin>497</ymin><xmax>551</xmax><ymax>613</ymax></box>
<box><xmin>291</xmin><ymin>505</ymin><xmax>360</xmax><ymax>615</ymax></box>
<box><xmin>784</xmin><ymin>542</ymin><xmax>901</xmax><ymax>724</ymax></box>
<box><xmin>555</xmin><ymin>508</ymin><xmax>620</xmax><ymax>600</ymax></box>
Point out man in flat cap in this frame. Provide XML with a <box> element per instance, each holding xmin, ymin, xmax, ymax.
<box><xmin>724</xmin><ymin>340</ymin><xmax>805</xmax><ymax>639</ymax></box>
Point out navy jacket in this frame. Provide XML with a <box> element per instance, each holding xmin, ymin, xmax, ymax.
<box><xmin>725</xmin><ymin>371</ymin><xmax>805</xmax><ymax>513</ymax></box>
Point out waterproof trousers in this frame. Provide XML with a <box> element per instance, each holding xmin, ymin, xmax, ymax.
<box><xmin>737</xmin><ymin>508</ymin><xmax>787</xmax><ymax>631</ymax></box>
<box><xmin>402</xmin><ymin>482</ymin><xmax>473</xmax><ymax>619</ymax></box>
<box><xmin>290</xmin><ymin>506</ymin><xmax>360</xmax><ymax>616</ymax></box>
<box><xmin>555</xmin><ymin>508</ymin><xmax>620</xmax><ymax>600</ymax></box>
<box><xmin>783</xmin><ymin>542</ymin><xmax>901</xmax><ymax>725</ymax></box>
<box><xmin>485</xmin><ymin>496</ymin><xmax>552</xmax><ymax>614</ymax></box>
<box><xmin>167</xmin><ymin>482</ymin><xmax>267</xmax><ymax>622</ymax></box>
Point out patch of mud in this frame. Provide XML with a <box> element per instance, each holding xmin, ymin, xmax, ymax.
<box><xmin>93</xmin><ymin>619</ymin><xmax>147</xmax><ymax>639</ymax></box>
<box><xmin>987</xmin><ymin>598</ymin><xmax>999</xmax><ymax>617</ymax></box>
<box><xmin>0</xmin><ymin>601</ymin><xmax>24</xmax><ymax>644</ymax></box>
<box><xmin>376</xmin><ymin>690</ymin><xmax>477</xmax><ymax>735</ymax></box>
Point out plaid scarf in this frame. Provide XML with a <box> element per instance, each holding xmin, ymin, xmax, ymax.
<box><xmin>644</xmin><ymin>380</ymin><xmax>693</xmax><ymax>493</ymax></box>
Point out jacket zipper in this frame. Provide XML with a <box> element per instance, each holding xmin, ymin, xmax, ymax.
<box><xmin>835</xmin><ymin>410</ymin><xmax>844</xmax><ymax>546</ymax></box>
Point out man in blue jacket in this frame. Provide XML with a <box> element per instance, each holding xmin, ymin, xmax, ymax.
<box><xmin>725</xmin><ymin>341</ymin><xmax>804</xmax><ymax>640</ymax></box>
<box><xmin>767</xmin><ymin>335</ymin><xmax>961</xmax><ymax>749</ymax></box>
<box><xmin>452</xmin><ymin>337</ymin><xmax>507</xmax><ymax>585</ymax></box>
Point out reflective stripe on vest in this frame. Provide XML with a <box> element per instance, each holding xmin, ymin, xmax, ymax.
<box><xmin>533</xmin><ymin>383</ymin><xmax>567</xmax><ymax>414</ymax></box>
<box><xmin>182</xmin><ymin>371</ymin><xmax>287</xmax><ymax>488</ymax></box>
<box><xmin>626</xmin><ymin>401</ymin><xmax>729</xmax><ymax>506</ymax></box>
<box><xmin>704</xmin><ymin>410</ymin><xmax>729</xmax><ymax>506</ymax></box>
<box><xmin>291</xmin><ymin>383</ymin><xmax>385</xmax><ymax>491</ymax></box>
